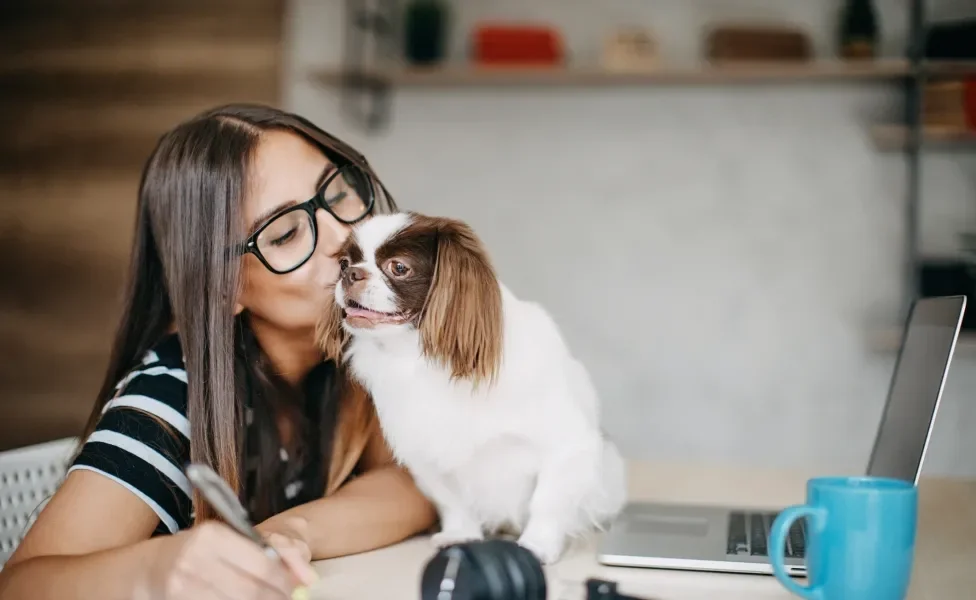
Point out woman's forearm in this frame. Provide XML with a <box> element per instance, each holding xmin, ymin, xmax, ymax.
<box><xmin>265</xmin><ymin>466</ymin><xmax>437</xmax><ymax>560</ymax></box>
<box><xmin>0</xmin><ymin>536</ymin><xmax>163</xmax><ymax>600</ymax></box>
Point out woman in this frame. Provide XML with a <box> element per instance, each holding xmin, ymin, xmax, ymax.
<box><xmin>0</xmin><ymin>104</ymin><xmax>436</xmax><ymax>599</ymax></box>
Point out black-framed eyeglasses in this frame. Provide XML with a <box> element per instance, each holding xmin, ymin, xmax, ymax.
<box><xmin>238</xmin><ymin>164</ymin><xmax>375</xmax><ymax>274</ymax></box>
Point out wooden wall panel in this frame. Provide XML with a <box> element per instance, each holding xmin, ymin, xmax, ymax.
<box><xmin>0</xmin><ymin>0</ymin><xmax>286</xmax><ymax>451</ymax></box>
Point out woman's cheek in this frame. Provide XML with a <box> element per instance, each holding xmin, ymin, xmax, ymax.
<box><xmin>322</xmin><ymin>261</ymin><xmax>342</xmax><ymax>286</ymax></box>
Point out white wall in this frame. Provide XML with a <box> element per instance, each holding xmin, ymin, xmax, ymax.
<box><xmin>283</xmin><ymin>0</ymin><xmax>976</xmax><ymax>477</ymax></box>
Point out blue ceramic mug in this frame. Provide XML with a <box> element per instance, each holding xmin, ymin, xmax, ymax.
<box><xmin>769</xmin><ymin>476</ymin><xmax>918</xmax><ymax>600</ymax></box>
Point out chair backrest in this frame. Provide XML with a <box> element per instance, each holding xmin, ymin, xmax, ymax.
<box><xmin>0</xmin><ymin>437</ymin><xmax>78</xmax><ymax>567</ymax></box>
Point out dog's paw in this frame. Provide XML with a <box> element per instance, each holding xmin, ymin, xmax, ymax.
<box><xmin>431</xmin><ymin>530</ymin><xmax>483</xmax><ymax>548</ymax></box>
<box><xmin>516</xmin><ymin>533</ymin><xmax>565</xmax><ymax>565</ymax></box>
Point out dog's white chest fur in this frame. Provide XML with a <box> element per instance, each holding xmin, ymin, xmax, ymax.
<box><xmin>351</xmin><ymin>334</ymin><xmax>544</xmax><ymax>529</ymax></box>
<box><xmin>344</xmin><ymin>285</ymin><xmax>626</xmax><ymax>563</ymax></box>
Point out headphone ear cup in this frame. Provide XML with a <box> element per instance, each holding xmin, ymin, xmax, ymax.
<box><xmin>466</xmin><ymin>540</ymin><xmax>513</xmax><ymax>600</ymax></box>
<box><xmin>420</xmin><ymin>545</ymin><xmax>483</xmax><ymax>600</ymax></box>
<box><xmin>419</xmin><ymin>540</ymin><xmax>548</xmax><ymax>600</ymax></box>
<box><xmin>493</xmin><ymin>541</ymin><xmax>529</xmax><ymax>600</ymax></box>
<box><xmin>521</xmin><ymin>545</ymin><xmax>547</xmax><ymax>600</ymax></box>
<box><xmin>506</xmin><ymin>542</ymin><xmax>546</xmax><ymax>600</ymax></box>
<box><xmin>470</xmin><ymin>539</ymin><xmax>547</xmax><ymax>600</ymax></box>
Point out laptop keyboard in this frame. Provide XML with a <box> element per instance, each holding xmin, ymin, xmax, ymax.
<box><xmin>727</xmin><ymin>511</ymin><xmax>806</xmax><ymax>558</ymax></box>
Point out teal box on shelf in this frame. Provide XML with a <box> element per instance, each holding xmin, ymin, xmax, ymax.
<box><xmin>404</xmin><ymin>0</ymin><xmax>449</xmax><ymax>65</ymax></box>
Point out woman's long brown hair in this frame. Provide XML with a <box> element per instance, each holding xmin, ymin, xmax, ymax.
<box><xmin>79</xmin><ymin>104</ymin><xmax>397</xmax><ymax>524</ymax></box>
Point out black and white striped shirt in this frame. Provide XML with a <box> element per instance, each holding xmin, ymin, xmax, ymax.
<box><xmin>69</xmin><ymin>334</ymin><xmax>324</xmax><ymax>535</ymax></box>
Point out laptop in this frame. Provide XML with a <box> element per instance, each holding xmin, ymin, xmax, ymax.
<box><xmin>596</xmin><ymin>295</ymin><xmax>967</xmax><ymax>576</ymax></box>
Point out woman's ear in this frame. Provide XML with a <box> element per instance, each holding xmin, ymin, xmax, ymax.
<box><xmin>418</xmin><ymin>218</ymin><xmax>503</xmax><ymax>388</ymax></box>
<box><xmin>316</xmin><ymin>292</ymin><xmax>348</xmax><ymax>361</ymax></box>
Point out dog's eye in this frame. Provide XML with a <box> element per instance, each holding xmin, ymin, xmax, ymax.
<box><xmin>390</xmin><ymin>261</ymin><xmax>409</xmax><ymax>276</ymax></box>
<box><xmin>339</xmin><ymin>258</ymin><xmax>350</xmax><ymax>271</ymax></box>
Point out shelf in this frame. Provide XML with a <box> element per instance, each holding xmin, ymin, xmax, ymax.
<box><xmin>313</xmin><ymin>60</ymin><xmax>913</xmax><ymax>88</ymax></box>
<box><xmin>924</xmin><ymin>60</ymin><xmax>976</xmax><ymax>76</ymax></box>
<box><xmin>870</xmin><ymin>125</ymin><xmax>976</xmax><ymax>151</ymax></box>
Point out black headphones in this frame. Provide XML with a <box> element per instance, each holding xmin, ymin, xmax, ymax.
<box><xmin>420</xmin><ymin>539</ymin><xmax>649</xmax><ymax>600</ymax></box>
<box><xmin>420</xmin><ymin>540</ymin><xmax>547</xmax><ymax>600</ymax></box>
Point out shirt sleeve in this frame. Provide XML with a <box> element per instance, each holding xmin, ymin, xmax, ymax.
<box><xmin>69</xmin><ymin>366</ymin><xmax>193</xmax><ymax>535</ymax></box>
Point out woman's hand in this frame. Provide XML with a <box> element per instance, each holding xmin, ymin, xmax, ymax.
<box><xmin>256</xmin><ymin>516</ymin><xmax>320</xmax><ymax>585</ymax></box>
<box><xmin>140</xmin><ymin>521</ymin><xmax>314</xmax><ymax>600</ymax></box>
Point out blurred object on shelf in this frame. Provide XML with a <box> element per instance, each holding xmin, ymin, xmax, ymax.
<box><xmin>838</xmin><ymin>0</ymin><xmax>879</xmax><ymax>60</ymax></box>
<box><xmin>965</xmin><ymin>79</ymin><xmax>976</xmax><ymax>130</ymax></box>
<box><xmin>923</xmin><ymin>79</ymin><xmax>970</xmax><ymax>130</ymax></box>
<box><xmin>919</xmin><ymin>258</ymin><xmax>976</xmax><ymax>331</ymax></box>
<box><xmin>705</xmin><ymin>25</ymin><xmax>812</xmax><ymax>63</ymax></box>
<box><xmin>922</xmin><ymin>18</ymin><xmax>976</xmax><ymax>132</ymax></box>
<box><xmin>471</xmin><ymin>23</ymin><xmax>564</xmax><ymax>66</ymax></box>
<box><xmin>602</xmin><ymin>27</ymin><xmax>658</xmax><ymax>72</ymax></box>
<box><xmin>925</xmin><ymin>19</ymin><xmax>976</xmax><ymax>61</ymax></box>
<box><xmin>960</xmin><ymin>233</ymin><xmax>976</xmax><ymax>263</ymax></box>
<box><xmin>403</xmin><ymin>0</ymin><xmax>449</xmax><ymax>66</ymax></box>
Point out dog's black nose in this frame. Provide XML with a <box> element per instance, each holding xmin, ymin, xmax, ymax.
<box><xmin>344</xmin><ymin>266</ymin><xmax>368</xmax><ymax>284</ymax></box>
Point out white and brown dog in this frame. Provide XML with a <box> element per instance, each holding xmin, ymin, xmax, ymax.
<box><xmin>319</xmin><ymin>212</ymin><xmax>625</xmax><ymax>564</ymax></box>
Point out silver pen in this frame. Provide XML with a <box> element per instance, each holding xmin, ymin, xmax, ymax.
<box><xmin>185</xmin><ymin>463</ymin><xmax>313</xmax><ymax>599</ymax></box>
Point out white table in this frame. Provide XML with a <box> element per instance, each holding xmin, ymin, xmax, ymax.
<box><xmin>310</xmin><ymin>461</ymin><xmax>976</xmax><ymax>600</ymax></box>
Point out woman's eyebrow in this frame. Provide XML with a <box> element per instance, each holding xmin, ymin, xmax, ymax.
<box><xmin>248</xmin><ymin>200</ymin><xmax>299</xmax><ymax>237</ymax></box>
<box><xmin>246</xmin><ymin>164</ymin><xmax>336</xmax><ymax>237</ymax></box>
<box><xmin>314</xmin><ymin>162</ymin><xmax>337</xmax><ymax>191</ymax></box>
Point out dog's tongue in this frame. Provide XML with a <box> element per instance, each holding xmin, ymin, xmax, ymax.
<box><xmin>345</xmin><ymin>306</ymin><xmax>379</xmax><ymax>318</ymax></box>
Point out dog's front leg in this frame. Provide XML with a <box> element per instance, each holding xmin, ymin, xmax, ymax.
<box><xmin>411</xmin><ymin>467</ymin><xmax>484</xmax><ymax>547</ymax></box>
<box><xmin>431</xmin><ymin>505</ymin><xmax>484</xmax><ymax>548</ymax></box>
<box><xmin>517</xmin><ymin>443</ymin><xmax>602</xmax><ymax>564</ymax></box>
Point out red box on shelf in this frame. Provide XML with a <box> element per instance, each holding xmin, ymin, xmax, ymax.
<box><xmin>471</xmin><ymin>24</ymin><xmax>564</xmax><ymax>66</ymax></box>
<box><xmin>965</xmin><ymin>78</ymin><xmax>976</xmax><ymax>130</ymax></box>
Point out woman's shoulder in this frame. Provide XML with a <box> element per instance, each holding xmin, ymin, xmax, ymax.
<box><xmin>109</xmin><ymin>333</ymin><xmax>189</xmax><ymax>416</ymax></box>
<box><xmin>135</xmin><ymin>333</ymin><xmax>186</xmax><ymax>371</ymax></box>
<box><xmin>69</xmin><ymin>333</ymin><xmax>193</xmax><ymax>535</ymax></box>
<box><xmin>122</xmin><ymin>333</ymin><xmax>186</xmax><ymax>387</ymax></box>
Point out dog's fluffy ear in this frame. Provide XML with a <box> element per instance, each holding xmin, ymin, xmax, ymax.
<box><xmin>316</xmin><ymin>292</ymin><xmax>348</xmax><ymax>361</ymax></box>
<box><xmin>418</xmin><ymin>217</ymin><xmax>503</xmax><ymax>387</ymax></box>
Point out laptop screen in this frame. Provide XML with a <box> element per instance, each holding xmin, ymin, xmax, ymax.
<box><xmin>867</xmin><ymin>296</ymin><xmax>966</xmax><ymax>483</ymax></box>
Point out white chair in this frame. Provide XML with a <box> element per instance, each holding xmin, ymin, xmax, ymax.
<box><xmin>0</xmin><ymin>437</ymin><xmax>77</xmax><ymax>567</ymax></box>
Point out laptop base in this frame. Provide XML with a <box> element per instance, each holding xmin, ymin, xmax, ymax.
<box><xmin>597</xmin><ymin>501</ymin><xmax>807</xmax><ymax>576</ymax></box>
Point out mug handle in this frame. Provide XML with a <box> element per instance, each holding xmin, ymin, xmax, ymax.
<box><xmin>769</xmin><ymin>505</ymin><xmax>826</xmax><ymax>600</ymax></box>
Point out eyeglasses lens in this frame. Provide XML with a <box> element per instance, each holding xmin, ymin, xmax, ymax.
<box><xmin>323</xmin><ymin>165</ymin><xmax>372</xmax><ymax>223</ymax></box>
<box><xmin>255</xmin><ymin>210</ymin><xmax>316</xmax><ymax>273</ymax></box>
